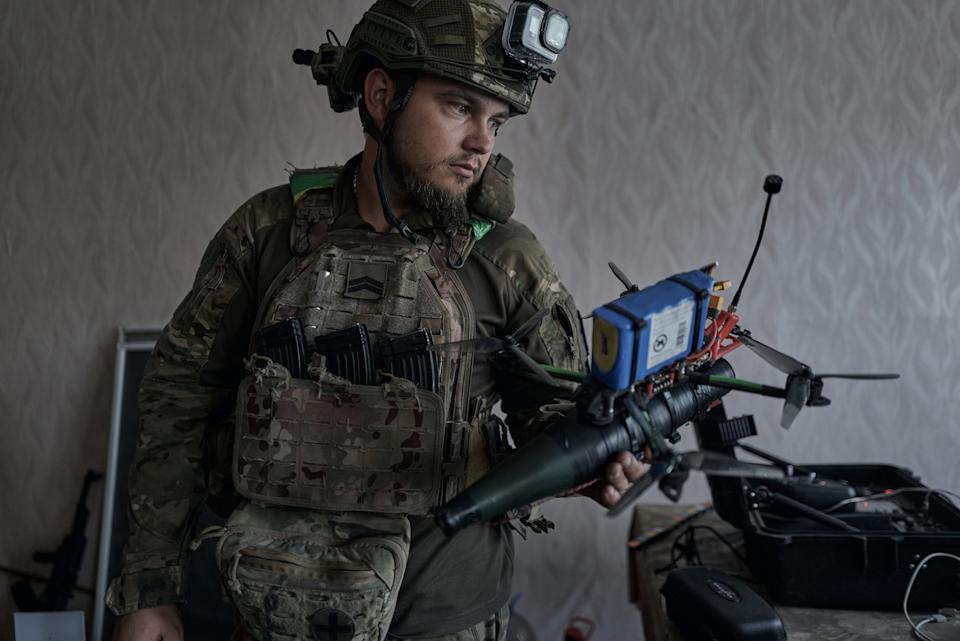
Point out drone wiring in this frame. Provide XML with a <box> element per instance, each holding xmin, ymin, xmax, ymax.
<box><xmin>823</xmin><ymin>488</ymin><xmax>960</xmax><ymax>515</ymax></box>
<box><xmin>902</xmin><ymin>552</ymin><xmax>960</xmax><ymax>641</ymax></box>
<box><xmin>653</xmin><ymin>525</ymin><xmax>751</xmax><ymax>578</ymax></box>
<box><xmin>685</xmin><ymin>318</ymin><xmax>718</xmax><ymax>363</ymax></box>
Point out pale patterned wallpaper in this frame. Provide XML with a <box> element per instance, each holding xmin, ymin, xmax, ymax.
<box><xmin>2</xmin><ymin>1</ymin><xmax>959</xmax><ymax>639</ymax></box>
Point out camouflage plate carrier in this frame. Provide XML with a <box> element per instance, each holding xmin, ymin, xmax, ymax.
<box><xmin>234</xmin><ymin>169</ymin><xmax>480</xmax><ymax>515</ymax></box>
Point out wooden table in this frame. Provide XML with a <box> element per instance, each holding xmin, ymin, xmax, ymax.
<box><xmin>628</xmin><ymin>504</ymin><xmax>926</xmax><ymax>641</ymax></box>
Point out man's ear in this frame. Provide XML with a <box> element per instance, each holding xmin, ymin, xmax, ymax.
<box><xmin>362</xmin><ymin>68</ymin><xmax>397</xmax><ymax>132</ymax></box>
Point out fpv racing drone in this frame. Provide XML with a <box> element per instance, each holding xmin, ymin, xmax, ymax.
<box><xmin>434</xmin><ymin>175</ymin><xmax>900</xmax><ymax>534</ymax></box>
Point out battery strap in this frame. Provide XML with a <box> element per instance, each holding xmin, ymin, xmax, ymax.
<box><xmin>667</xmin><ymin>275</ymin><xmax>710</xmax><ymax>351</ymax></box>
<box><xmin>604</xmin><ymin>302</ymin><xmax>647</xmax><ymax>388</ymax></box>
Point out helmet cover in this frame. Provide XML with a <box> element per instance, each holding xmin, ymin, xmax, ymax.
<box><xmin>333</xmin><ymin>0</ymin><xmax>540</xmax><ymax>114</ymax></box>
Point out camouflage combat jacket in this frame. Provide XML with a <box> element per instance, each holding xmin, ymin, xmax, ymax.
<box><xmin>108</xmin><ymin>154</ymin><xmax>586</xmax><ymax>629</ymax></box>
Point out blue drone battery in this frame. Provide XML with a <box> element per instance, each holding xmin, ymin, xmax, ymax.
<box><xmin>591</xmin><ymin>269</ymin><xmax>713</xmax><ymax>390</ymax></box>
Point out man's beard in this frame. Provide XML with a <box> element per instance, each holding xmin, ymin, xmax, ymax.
<box><xmin>384</xmin><ymin>133</ymin><xmax>479</xmax><ymax>232</ymax></box>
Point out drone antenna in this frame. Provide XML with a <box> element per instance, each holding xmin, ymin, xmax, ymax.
<box><xmin>729</xmin><ymin>175</ymin><xmax>782</xmax><ymax>313</ymax></box>
<box><xmin>609</xmin><ymin>262</ymin><xmax>639</xmax><ymax>294</ymax></box>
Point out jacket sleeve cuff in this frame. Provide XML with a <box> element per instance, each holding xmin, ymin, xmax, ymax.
<box><xmin>105</xmin><ymin>564</ymin><xmax>186</xmax><ymax>616</ymax></box>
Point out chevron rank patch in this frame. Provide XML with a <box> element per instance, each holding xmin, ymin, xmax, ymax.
<box><xmin>344</xmin><ymin>261</ymin><xmax>388</xmax><ymax>300</ymax></box>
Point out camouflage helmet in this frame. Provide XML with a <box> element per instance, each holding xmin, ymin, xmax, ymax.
<box><xmin>304</xmin><ymin>0</ymin><xmax>549</xmax><ymax>115</ymax></box>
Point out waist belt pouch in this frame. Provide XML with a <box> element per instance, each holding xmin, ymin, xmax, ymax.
<box><xmin>215</xmin><ymin>502</ymin><xmax>411</xmax><ymax>641</ymax></box>
<box><xmin>234</xmin><ymin>364</ymin><xmax>446</xmax><ymax>515</ymax></box>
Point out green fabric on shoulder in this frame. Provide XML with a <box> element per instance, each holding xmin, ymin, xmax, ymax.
<box><xmin>468</xmin><ymin>217</ymin><xmax>494</xmax><ymax>241</ymax></box>
<box><xmin>290</xmin><ymin>169</ymin><xmax>339</xmax><ymax>204</ymax></box>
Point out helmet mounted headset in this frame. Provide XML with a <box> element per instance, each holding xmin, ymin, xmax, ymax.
<box><xmin>293</xmin><ymin>0</ymin><xmax>570</xmax><ymax>243</ymax></box>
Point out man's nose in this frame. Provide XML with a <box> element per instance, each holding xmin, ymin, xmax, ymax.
<box><xmin>463</xmin><ymin>118</ymin><xmax>495</xmax><ymax>156</ymax></box>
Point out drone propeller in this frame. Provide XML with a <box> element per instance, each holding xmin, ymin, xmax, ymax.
<box><xmin>781</xmin><ymin>374</ymin><xmax>812</xmax><ymax>429</ymax></box>
<box><xmin>430</xmin><ymin>308</ymin><xmax>558</xmax><ymax>387</ymax></box>
<box><xmin>679</xmin><ymin>450</ymin><xmax>786</xmax><ymax>480</ymax></box>
<box><xmin>818</xmin><ymin>373</ymin><xmax>902</xmax><ymax>380</ymax></box>
<box><xmin>607</xmin><ymin>449</ymin><xmax>784</xmax><ymax>517</ymax></box>
<box><xmin>733</xmin><ymin>328</ymin><xmax>806</xmax><ymax>375</ymax></box>
<box><xmin>732</xmin><ymin>328</ymin><xmax>899</xmax><ymax>429</ymax></box>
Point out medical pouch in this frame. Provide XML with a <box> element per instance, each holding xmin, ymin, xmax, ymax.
<box><xmin>212</xmin><ymin>502</ymin><xmax>410</xmax><ymax>641</ymax></box>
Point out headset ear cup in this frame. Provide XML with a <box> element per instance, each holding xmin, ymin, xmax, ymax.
<box><xmin>470</xmin><ymin>154</ymin><xmax>516</xmax><ymax>224</ymax></box>
<box><xmin>327</xmin><ymin>85</ymin><xmax>359</xmax><ymax>113</ymax></box>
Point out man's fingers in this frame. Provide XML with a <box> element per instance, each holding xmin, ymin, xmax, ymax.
<box><xmin>605</xmin><ymin>461</ymin><xmax>629</xmax><ymax>493</ymax></box>
<box><xmin>590</xmin><ymin>453</ymin><xmax>652</xmax><ymax>508</ymax></box>
<box><xmin>112</xmin><ymin>605</ymin><xmax>183</xmax><ymax>641</ymax></box>
<box><xmin>605</xmin><ymin>453</ymin><xmax>648</xmax><ymax>489</ymax></box>
<box><xmin>615</xmin><ymin>451</ymin><xmax>648</xmax><ymax>482</ymax></box>
<box><xmin>601</xmin><ymin>484</ymin><xmax>621</xmax><ymax>508</ymax></box>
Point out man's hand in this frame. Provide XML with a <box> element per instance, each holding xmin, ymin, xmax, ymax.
<box><xmin>112</xmin><ymin>604</ymin><xmax>183</xmax><ymax>641</ymax></box>
<box><xmin>580</xmin><ymin>451</ymin><xmax>649</xmax><ymax>508</ymax></box>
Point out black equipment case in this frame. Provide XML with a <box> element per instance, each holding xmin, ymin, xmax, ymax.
<box><xmin>709</xmin><ymin>463</ymin><xmax>960</xmax><ymax>610</ymax></box>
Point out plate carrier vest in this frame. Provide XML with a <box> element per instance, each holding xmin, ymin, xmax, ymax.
<box><xmin>232</xmin><ymin>168</ymin><xmax>484</xmax><ymax>515</ymax></box>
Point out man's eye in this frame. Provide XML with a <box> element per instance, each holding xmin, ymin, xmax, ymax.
<box><xmin>451</xmin><ymin>102</ymin><xmax>469</xmax><ymax>115</ymax></box>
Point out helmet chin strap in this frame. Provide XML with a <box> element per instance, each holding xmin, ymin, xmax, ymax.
<box><xmin>365</xmin><ymin>80</ymin><xmax>419</xmax><ymax>244</ymax></box>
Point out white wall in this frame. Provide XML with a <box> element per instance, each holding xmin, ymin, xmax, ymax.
<box><xmin>2</xmin><ymin>1</ymin><xmax>959</xmax><ymax>639</ymax></box>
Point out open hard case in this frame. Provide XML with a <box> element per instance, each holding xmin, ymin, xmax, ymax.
<box><xmin>696</xmin><ymin>406</ymin><xmax>960</xmax><ymax>610</ymax></box>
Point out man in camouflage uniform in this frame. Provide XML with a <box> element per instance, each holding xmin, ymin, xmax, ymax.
<box><xmin>108</xmin><ymin>2</ymin><xmax>646</xmax><ymax>640</ymax></box>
